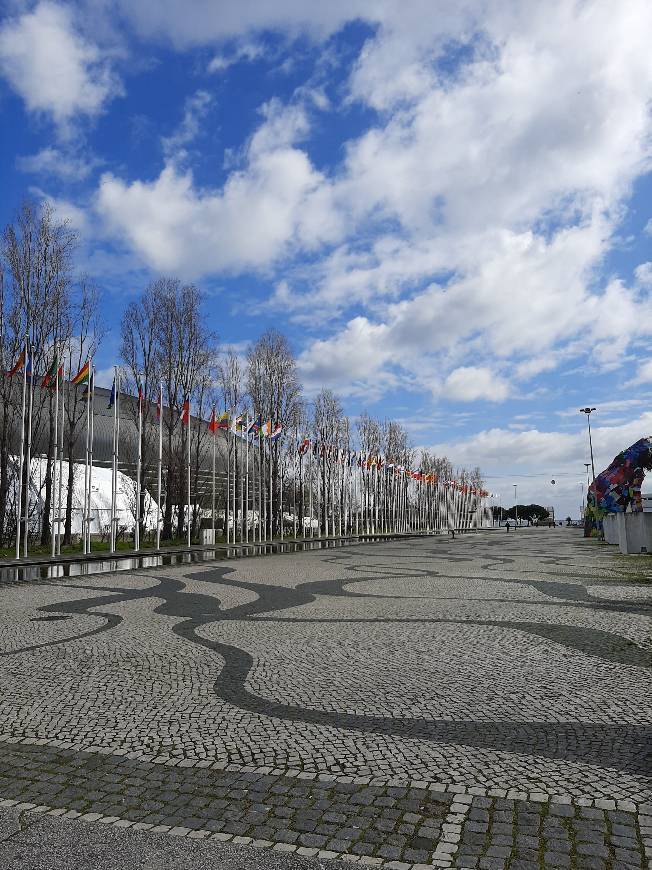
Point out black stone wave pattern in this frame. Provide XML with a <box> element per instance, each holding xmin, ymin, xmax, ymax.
<box><xmin>4</xmin><ymin>558</ymin><xmax>650</xmax><ymax>776</ymax></box>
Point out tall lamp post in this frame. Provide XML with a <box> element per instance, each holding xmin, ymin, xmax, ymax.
<box><xmin>579</xmin><ymin>408</ymin><xmax>597</xmax><ymax>498</ymax></box>
<box><xmin>513</xmin><ymin>483</ymin><xmax>518</xmax><ymax>526</ymax></box>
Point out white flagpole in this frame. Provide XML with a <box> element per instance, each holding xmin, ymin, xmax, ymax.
<box><xmin>269</xmin><ymin>433</ymin><xmax>273</xmax><ymax>540</ymax></box>
<box><xmin>110</xmin><ymin>367</ymin><xmax>118</xmax><ymax>552</ymax></box>
<box><xmin>23</xmin><ymin>343</ymin><xmax>34</xmax><ymax>557</ymax></box>
<box><xmin>308</xmin><ymin>442</ymin><xmax>313</xmax><ymax>539</ymax></box>
<box><xmin>211</xmin><ymin>411</ymin><xmax>216</xmax><ymax>546</ymax></box>
<box><xmin>279</xmin><ymin>438</ymin><xmax>284</xmax><ymax>543</ymax></box>
<box><xmin>245</xmin><ymin>415</ymin><xmax>249</xmax><ymax>543</ymax></box>
<box><xmin>186</xmin><ymin>402</ymin><xmax>191</xmax><ymax>548</ymax></box>
<box><xmin>135</xmin><ymin>383</ymin><xmax>142</xmax><ymax>551</ymax></box>
<box><xmin>57</xmin><ymin>363</ymin><xmax>65</xmax><ymax>555</ymax></box>
<box><xmin>86</xmin><ymin>366</ymin><xmax>95</xmax><ymax>552</ymax></box>
<box><xmin>239</xmin><ymin>422</ymin><xmax>245</xmax><ymax>543</ymax></box>
<box><xmin>226</xmin><ymin>421</ymin><xmax>231</xmax><ymax>545</ymax></box>
<box><xmin>82</xmin><ymin>363</ymin><xmax>91</xmax><ymax>554</ymax></box>
<box><xmin>14</xmin><ymin>340</ymin><xmax>28</xmax><ymax>560</ymax></box>
<box><xmin>156</xmin><ymin>381</ymin><xmax>163</xmax><ymax>550</ymax></box>
<box><xmin>50</xmin><ymin>348</ymin><xmax>59</xmax><ymax>558</ymax></box>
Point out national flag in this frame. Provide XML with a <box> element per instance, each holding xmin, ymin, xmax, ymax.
<box><xmin>247</xmin><ymin>416</ymin><xmax>261</xmax><ymax>434</ymax></box>
<box><xmin>230</xmin><ymin>414</ymin><xmax>244</xmax><ymax>433</ymax></box>
<box><xmin>71</xmin><ymin>360</ymin><xmax>90</xmax><ymax>386</ymax></box>
<box><xmin>25</xmin><ymin>353</ymin><xmax>34</xmax><ymax>383</ymax></box>
<box><xmin>298</xmin><ymin>437</ymin><xmax>310</xmax><ymax>455</ymax></box>
<box><xmin>138</xmin><ymin>386</ymin><xmax>144</xmax><ymax>409</ymax></box>
<box><xmin>217</xmin><ymin>411</ymin><xmax>230</xmax><ymax>430</ymax></box>
<box><xmin>41</xmin><ymin>355</ymin><xmax>58</xmax><ymax>388</ymax></box>
<box><xmin>156</xmin><ymin>393</ymin><xmax>161</xmax><ymax>420</ymax></box>
<box><xmin>7</xmin><ymin>349</ymin><xmax>25</xmax><ymax>376</ymax></box>
<box><xmin>261</xmin><ymin>420</ymin><xmax>272</xmax><ymax>437</ymax></box>
<box><xmin>108</xmin><ymin>377</ymin><xmax>116</xmax><ymax>410</ymax></box>
<box><xmin>81</xmin><ymin>368</ymin><xmax>93</xmax><ymax>396</ymax></box>
<box><xmin>269</xmin><ymin>422</ymin><xmax>282</xmax><ymax>442</ymax></box>
<box><xmin>180</xmin><ymin>396</ymin><xmax>190</xmax><ymax>426</ymax></box>
<box><xmin>208</xmin><ymin>408</ymin><xmax>217</xmax><ymax>433</ymax></box>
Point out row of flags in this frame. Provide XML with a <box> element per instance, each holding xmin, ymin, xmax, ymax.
<box><xmin>5</xmin><ymin>351</ymin><xmax>488</xmax><ymax>497</ymax></box>
<box><xmin>297</xmin><ymin>438</ymin><xmax>488</xmax><ymax>494</ymax></box>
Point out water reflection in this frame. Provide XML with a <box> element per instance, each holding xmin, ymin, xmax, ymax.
<box><xmin>0</xmin><ymin>534</ymin><xmax>400</xmax><ymax>584</ymax></box>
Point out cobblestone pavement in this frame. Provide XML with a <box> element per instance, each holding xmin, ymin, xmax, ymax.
<box><xmin>0</xmin><ymin>528</ymin><xmax>650</xmax><ymax>868</ymax></box>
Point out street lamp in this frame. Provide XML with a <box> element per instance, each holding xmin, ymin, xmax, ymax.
<box><xmin>513</xmin><ymin>483</ymin><xmax>518</xmax><ymax>526</ymax></box>
<box><xmin>580</xmin><ymin>408</ymin><xmax>597</xmax><ymax>510</ymax></box>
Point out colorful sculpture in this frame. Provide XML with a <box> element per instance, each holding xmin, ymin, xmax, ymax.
<box><xmin>590</xmin><ymin>436</ymin><xmax>652</xmax><ymax>514</ymax></box>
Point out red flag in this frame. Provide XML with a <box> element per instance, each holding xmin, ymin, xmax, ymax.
<box><xmin>156</xmin><ymin>394</ymin><xmax>161</xmax><ymax>420</ymax></box>
<box><xmin>138</xmin><ymin>386</ymin><xmax>144</xmax><ymax>409</ymax></box>
<box><xmin>208</xmin><ymin>408</ymin><xmax>218</xmax><ymax>433</ymax></box>
<box><xmin>6</xmin><ymin>349</ymin><xmax>25</xmax><ymax>376</ymax></box>
<box><xmin>180</xmin><ymin>396</ymin><xmax>190</xmax><ymax>426</ymax></box>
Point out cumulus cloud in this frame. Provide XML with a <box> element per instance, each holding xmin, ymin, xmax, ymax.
<box><xmin>443</xmin><ymin>367</ymin><xmax>510</xmax><ymax>402</ymax></box>
<box><xmin>88</xmin><ymin>0</ymin><xmax>652</xmax><ymax>401</ymax></box>
<box><xmin>0</xmin><ymin>2</ymin><xmax>120</xmax><ymax>127</ymax></box>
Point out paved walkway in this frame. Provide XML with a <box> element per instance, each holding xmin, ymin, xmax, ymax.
<box><xmin>0</xmin><ymin>529</ymin><xmax>650</xmax><ymax>869</ymax></box>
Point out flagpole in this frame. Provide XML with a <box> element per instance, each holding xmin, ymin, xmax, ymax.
<box><xmin>23</xmin><ymin>343</ymin><xmax>35</xmax><ymax>557</ymax></box>
<box><xmin>245</xmin><ymin>415</ymin><xmax>249</xmax><ymax>544</ymax></box>
<box><xmin>82</xmin><ymin>361</ymin><xmax>91</xmax><ymax>554</ymax></box>
<box><xmin>269</xmin><ymin>433</ymin><xmax>273</xmax><ymax>541</ymax></box>
<box><xmin>87</xmin><ymin>366</ymin><xmax>95</xmax><ymax>552</ymax></box>
<box><xmin>156</xmin><ymin>381</ymin><xmax>163</xmax><ymax>550</ymax></box>
<box><xmin>187</xmin><ymin>404</ymin><xmax>191</xmax><ymax>548</ymax></box>
<box><xmin>211</xmin><ymin>410</ymin><xmax>216</xmax><ymax>546</ymax></box>
<box><xmin>135</xmin><ymin>383</ymin><xmax>142</xmax><ymax>551</ymax></box>
<box><xmin>239</xmin><ymin>422</ymin><xmax>244</xmax><ymax>544</ymax></box>
<box><xmin>110</xmin><ymin>367</ymin><xmax>118</xmax><ymax>552</ymax></box>
<box><xmin>50</xmin><ymin>346</ymin><xmax>59</xmax><ymax>558</ymax></box>
<box><xmin>57</xmin><ymin>363</ymin><xmax>65</xmax><ymax>555</ymax></box>
<box><xmin>14</xmin><ymin>341</ymin><xmax>27</xmax><ymax>559</ymax></box>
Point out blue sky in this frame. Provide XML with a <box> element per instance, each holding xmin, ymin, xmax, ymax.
<box><xmin>2</xmin><ymin>0</ymin><xmax>652</xmax><ymax>518</ymax></box>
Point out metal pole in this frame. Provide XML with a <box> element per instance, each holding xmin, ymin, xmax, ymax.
<box><xmin>156</xmin><ymin>382</ymin><xmax>163</xmax><ymax>549</ymax></box>
<box><xmin>187</xmin><ymin>408</ymin><xmax>191</xmax><ymax>548</ymax></box>
<box><xmin>82</xmin><ymin>362</ymin><xmax>91</xmax><ymax>554</ymax></box>
<box><xmin>110</xmin><ymin>367</ymin><xmax>118</xmax><ymax>552</ymax></box>
<box><xmin>15</xmin><ymin>340</ymin><xmax>28</xmax><ymax>560</ymax></box>
<box><xmin>56</xmin><ymin>364</ymin><xmax>65</xmax><ymax>556</ymax></box>
<box><xmin>50</xmin><ymin>347</ymin><xmax>59</xmax><ymax>558</ymax></box>
<box><xmin>23</xmin><ymin>343</ymin><xmax>34</xmax><ymax>557</ymax></box>
<box><xmin>212</xmin><ymin>412</ymin><xmax>216</xmax><ymax>546</ymax></box>
<box><xmin>87</xmin><ymin>366</ymin><xmax>95</xmax><ymax>552</ymax></box>
<box><xmin>135</xmin><ymin>383</ymin><xmax>142</xmax><ymax>551</ymax></box>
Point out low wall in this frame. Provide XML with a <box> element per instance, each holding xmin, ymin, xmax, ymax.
<box><xmin>602</xmin><ymin>511</ymin><xmax>652</xmax><ymax>554</ymax></box>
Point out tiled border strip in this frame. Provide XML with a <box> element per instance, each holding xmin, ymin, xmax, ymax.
<box><xmin>0</xmin><ymin>734</ymin><xmax>648</xmax><ymax>811</ymax></box>
<box><xmin>1</xmin><ymin>797</ymin><xmax>650</xmax><ymax>870</ymax></box>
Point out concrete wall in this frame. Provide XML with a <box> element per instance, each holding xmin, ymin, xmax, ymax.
<box><xmin>603</xmin><ymin>511</ymin><xmax>652</xmax><ymax>554</ymax></box>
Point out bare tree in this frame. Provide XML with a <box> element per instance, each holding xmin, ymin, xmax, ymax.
<box><xmin>1</xmin><ymin>200</ymin><xmax>77</xmax><ymax>547</ymax></box>
<box><xmin>247</xmin><ymin>330</ymin><xmax>301</xmax><ymax>537</ymax></box>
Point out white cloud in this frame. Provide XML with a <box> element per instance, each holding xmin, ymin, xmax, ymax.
<box><xmin>96</xmin><ymin>98</ymin><xmax>341</xmax><ymax>276</ymax></box>
<box><xmin>207</xmin><ymin>41</ymin><xmax>265</xmax><ymax>73</ymax></box>
<box><xmin>88</xmin><ymin>0</ymin><xmax>652</xmax><ymax>400</ymax></box>
<box><xmin>629</xmin><ymin>359</ymin><xmax>652</xmax><ymax>386</ymax></box>
<box><xmin>118</xmin><ymin>0</ymin><xmax>380</xmax><ymax>47</ymax></box>
<box><xmin>0</xmin><ymin>2</ymin><xmax>120</xmax><ymax>126</ymax></box>
<box><xmin>635</xmin><ymin>262</ymin><xmax>652</xmax><ymax>287</ymax></box>
<box><xmin>161</xmin><ymin>89</ymin><xmax>213</xmax><ymax>161</ymax></box>
<box><xmin>443</xmin><ymin>367</ymin><xmax>509</xmax><ymax>402</ymax></box>
<box><xmin>16</xmin><ymin>146</ymin><xmax>99</xmax><ymax>181</ymax></box>
<box><xmin>427</xmin><ymin>411</ymin><xmax>652</xmax><ymax>516</ymax></box>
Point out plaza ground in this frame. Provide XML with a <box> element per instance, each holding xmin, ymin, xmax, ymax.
<box><xmin>0</xmin><ymin>528</ymin><xmax>650</xmax><ymax>869</ymax></box>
